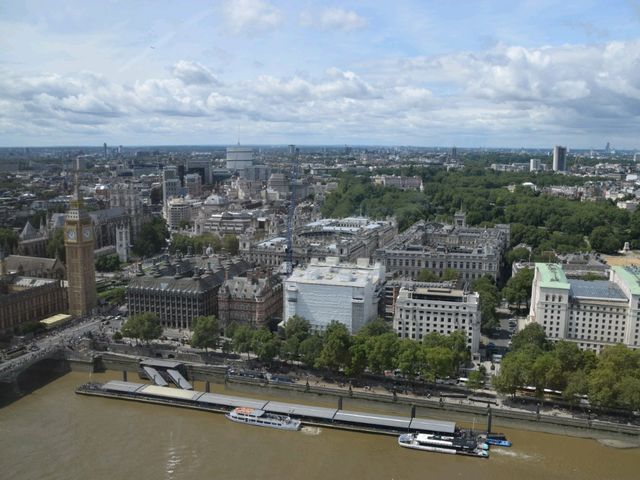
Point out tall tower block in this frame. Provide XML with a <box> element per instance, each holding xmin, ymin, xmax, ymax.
<box><xmin>64</xmin><ymin>175</ymin><xmax>97</xmax><ymax>316</ymax></box>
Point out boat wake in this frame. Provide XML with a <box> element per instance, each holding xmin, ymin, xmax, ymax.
<box><xmin>490</xmin><ymin>449</ymin><xmax>535</xmax><ymax>461</ymax></box>
<box><xmin>301</xmin><ymin>426</ymin><xmax>322</xmax><ymax>436</ymax></box>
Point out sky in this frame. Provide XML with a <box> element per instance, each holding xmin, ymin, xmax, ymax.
<box><xmin>1</xmin><ymin>0</ymin><xmax>640</xmax><ymax>148</ymax></box>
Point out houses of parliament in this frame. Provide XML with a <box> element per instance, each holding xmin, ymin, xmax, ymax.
<box><xmin>0</xmin><ymin>175</ymin><xmax>96</xmax><ymax>337</ymax></box>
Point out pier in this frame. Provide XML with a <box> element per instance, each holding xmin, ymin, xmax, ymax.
<box><xmin>76</xmin><ymin>380</ymin><xmax>461</xmax><ymax>437</ymax></box>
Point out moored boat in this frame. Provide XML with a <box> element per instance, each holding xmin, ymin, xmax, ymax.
<box><xmin>398</xmin><ymin>433</ymin><xmax>489</xmax><ymax>458</ymax></box>
<box><xmin>225</xmin><ymin>407</ymin><xmax>301</xmax><ymax>431</ymax></box>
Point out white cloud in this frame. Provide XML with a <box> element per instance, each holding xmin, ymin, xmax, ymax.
<box><xmin>300</xmin><ymin>7</ymin><xmax>368</xmax><ymax>31</ymax></box>
<box><xmin>2</xmin><ymin>40</ymin><xmax>640</xmax><ymax>146</ymax></box>
<box><xmin>171</xmin><ymin>60</ymin><xmax>220</xmax><ymax>86</ymax></box>
<box><xmin>222</xmin><ymin>0</ymin><xmax>283</xmax><ymax>34</ymax></box>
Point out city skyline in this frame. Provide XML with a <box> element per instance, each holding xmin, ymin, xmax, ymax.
<box><xmin>2</xmin><ymin>1</ymin><xmax>640</xmax><ymax>148</ymax></box>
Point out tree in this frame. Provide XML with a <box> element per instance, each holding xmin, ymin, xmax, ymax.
<box><xmin>493</xmin><ymin>347</ymin><xmax>538</xmax><ymax>396</ymax></box>
<box><xmin>317</xmin><ymin>321</ymin><xmax>352</xmax><ymax>371</ymax></box>
<box><xmin>345</xmin><ymin>337</ymin><xmax>368</xmax><ymax>377</ymax></box>
<box><xmin>365</xmin><ymin>333</ymin><xmax>400</xmax><ymax>374</ymax></box>
<box><xmin>441</xmin><ymin>268</ymin><xmax>459</xmax><ymax>282</ymax></box>
<box><xmin>284</xmin><ymin>315</ymin><xmax>311</xmax><ymax>342</ymax></box>
<box><xmin>191</xmin><ymin>316</ymin><xmax>220</xmax><ymax>352</ymax></box>
<box><xmin>280</xmin><ymin>336</ymin><xmax>300</xmax><ymax>363</ymax></box>
<box><xmin>589</xmin><ymin>225</ymin><xmax>623</xmax><ymax>254</ymax></box>
<box><xmin>503</xmin><ymin>267</ymin><xmax>534</xmax><ymax>310</ymax></box>
<box><xmin>446</xmin><ymin>330</ymin><xmax>470</xmax><ymax>372</ymax></box>
<box><xmin>0</xmin><ymin>228</ymin><xmax>19</xmax><ymax>253</ymax></box>
<box><xmin>423</xmin><ymin>346</ymin><xmax>454</xmax><ymax>383</ymax></box>
<box><xmin>397</xmin><ymin>339</ymin><xmax>424</xmax><ymax>379</ymax></box>
<box><xmin>252</xmin><ymin>328</ymin><xmax>280</xmax><ymax>364</ymax></box>
<box><xmin>472</xmin><ymin>276</ymin><xmax>500</xmax><ymax>333</ymax></box>
<box><xmin>45</xmin><ymin>228</ymin><xmax>65</xmax><ymax>261</ymax></box>
<box><xmin>122</xmin><ymin>313</ymin><xmax>162</xmax><ymax>344</ymax></box>
<box><xmin>467</xmin><ymin>370</ymin><xmax>485</xmax><ymax>391</ymax></box>
<box><xmin>359</xmin><ymin>317</ymin><xmax>391</xmax><ymax>337</ymax></box>
<box><xmin>505</xmin><ymin>247</ymin><xmax>531</xmax><ymax>265</ymax></box>
<box><xmin>510</xmin><ymin>323</ymin><xmax>549</xmax><ymax>352</ymax></box>
<box><xmin>132</xmin><ymin>217</ymin><xmax>169</xmax><ymax>257</ymax></box>
<box><xmin>222</xmin><ymin>234</ymin><xmax>239</xmax><ymax>255</ymax></box>
<box><xmin>95</xmin><ymin>254</ymin><xmax>121</xmax><ymax>272</ymax></box>
<box><xmin>417</xmin><ymin>269</ymin><xmax>439</xmax><ymax>282</ymax></box>
<box><xmin>299</xmin><ymin>335</ymin><xmax>323</xmax><ymax>367</ymax></box>
<box><xmin>232</xmin><ymin>325</ymin><xmax>254</xmax><ymax>360</ymax></box>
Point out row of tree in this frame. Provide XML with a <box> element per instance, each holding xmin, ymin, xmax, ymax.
<box><xmin>228</xmin><ymin>316</ymin><xmax>471</xmax><ymax>382</ymax></box>
<box><xmin>170</xmin><ymin>233</ymin><xmax>239</xmax><ymax>256</ymax></box>
<box><xmin>322</xmin><ymin>169</ymin><xmax>639</xmax><ymax>255</ymax></box>
<box><xmin>493</xmin><ymin>324</ymin><xmax>640</xmax><ymax>411</ymax></box>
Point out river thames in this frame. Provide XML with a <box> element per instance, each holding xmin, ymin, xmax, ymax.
<box><xmin>0</xmin><ymin>371</ymin><xmax>638</xmax><ymax>480</ymax></box>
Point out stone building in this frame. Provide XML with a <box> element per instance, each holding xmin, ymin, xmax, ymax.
<box><xmin>4</xmin><ymin>255</ymin><xmax>66</xmax><ymax>279</ymax></box>
<box><xmin>0</xmin><ymin>253</ymin><xmax>68</xmax><ymax>336</ymax></box>
<box><xmin>242</xmin><ymin>217</ymin><xmax>396</xmax><ymax>269</ymax></box>
<box><xmin>392</xmin><ymin>281</ymin><xmax>481</xmax><ymax>354</ymax></box>
<box><xmin>217</xmin><ymin>272</ymin><xmax>282</xmax><ymax>328</ymax></box>
<box><xmin>126</xmin><ymin>255</ymin><xmax>250</xmax><ymax>329</ymax></box>
<box><xmin>528</xmin><ymin>263</ymin><xmax>640</xmax><ymax>352</ymax></box>
<box><xmin>110</xmin><ymin>182</ymin><xmax>144</xmax><ymax>242</ymax></box>
<box><xmin>375</xmin><ymin>213</ymin><xmax>510</xmax><ymax>282</ymax></box>
<box><xmin>17</xmin><ymin>220</ymin><xmax>48</xmax><ymax>257</ymax></box>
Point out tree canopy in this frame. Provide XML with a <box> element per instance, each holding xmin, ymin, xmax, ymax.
<box><xmin>191</xmin><ymin>315</ymin><xmax>220</xmax><ymax>352</ymax></box>
<box><xmin>122</xmin><ymin>313</ymin><xmax>162</xmax><ymax>343</ymax></box>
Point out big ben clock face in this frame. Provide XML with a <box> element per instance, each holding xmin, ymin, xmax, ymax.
<box><xmin>66</xmin><ymin>228</ymin><xmax>77</xmax><ymax>241</ymax></box>
<box><xmin>83</xmin><ymin>227</ymin><xmax>92</xmax><ymax>241</ymax></box>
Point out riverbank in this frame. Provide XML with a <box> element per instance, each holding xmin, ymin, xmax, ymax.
<box><xmin>219</xmin><ymin>375</ymin><xmax>640</xmax><ymax>447</ymax></box>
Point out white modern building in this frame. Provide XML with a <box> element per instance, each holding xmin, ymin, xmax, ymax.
<box><xmin>283</xmin><ymin>257</ymin><xmax>385</xmax><ymax>333</ymax></box>
<box><xmin>392</xmin><ymin>283</ymin><xmax>480</xmax><ymax>354</ymax></box>
<box><xmin>166</xmin><ymin>197</ymin><xmax>200</xmax><ymax>230</ymax></box>
<box><xmin>528</xmin><ymin>263</ymin><xmax>640</xmax><ymax>352</ymax></box>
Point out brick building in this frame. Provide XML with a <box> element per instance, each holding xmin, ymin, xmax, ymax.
<box><xmin>217</xmin><ymin>272</ymin><xmax>282</xmax><ymax>328</ymax></box>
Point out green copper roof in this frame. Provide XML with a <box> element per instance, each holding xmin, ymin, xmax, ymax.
<box><xmin>536</xmin><ymin>263</ymin><xmax>570</xmax><ymax>290</ymax></box>
<box><xmin>612</xmin><ymin>266</ymin><xmax>640</xmax><ymax>296</ymax></box>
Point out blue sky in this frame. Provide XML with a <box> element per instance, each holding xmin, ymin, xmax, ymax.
<box><xmin>1</xmin><ymin>0</ymin><xmax>640</xmax><ymax>148</ymax></box>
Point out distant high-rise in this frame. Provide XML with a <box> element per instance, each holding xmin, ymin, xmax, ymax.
<box><xmin>226</xmin><ymin>146</ymin><xmax>254</xmax><ymax>173</ymax></box>
<box><xmin>552</xmin><ymin>146</ymin><xmax>567</xmax><ymax>172</ymax></box>
<box><xmin>530</xmin><ymin>158</ymin><xmax>541</xmax><ymax>172</ymax></box>
<box><xmin>103</xmin><ymin>142</ymin><xmax>107</xmax><ymax>159</ymax></box>
<box><xmin>162</xmin><ymin>165</ymin><xmax>181</xmax><ymax>219</ymax></box>
<box><xmin>605</xmin><ymin>142</ymin><xmax>611</xmax><ymax>154</ymax></box>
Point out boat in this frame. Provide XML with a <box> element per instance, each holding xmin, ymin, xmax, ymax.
<box><xmin>225</xmin><ymin>407</ymin><xmax>301</xmax><ymax>431</ymax></box>
<box><xmin>398</xmin><ymin>433</ymin><xmax>489</xmax><ymax>458</ymax></box>
<box><xmin>485</xmin><ymin>438</ymin><xmax>512</xmax><ymax>447</ymax></box>
<box><xmin>485</xmin><ymin>432</ymin><xmax>511</xmax><ymax>447</ymax></box>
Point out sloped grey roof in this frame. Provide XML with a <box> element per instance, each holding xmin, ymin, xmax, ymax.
<box><xmin>5</xmin><ymin>255</ymin><xmax>61</xmax><ymax>274</ymax></box>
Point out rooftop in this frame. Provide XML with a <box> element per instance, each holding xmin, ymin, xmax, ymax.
<box><xmin>569</xmin><ymin>279</ymin><xmax>627</xmax><ymax>301</ymax></box>
<box><xmin>536</xmin><ymin>263</ymin><xmax>570</xmax><ymax>290</ymax></box>
<box><xmin>612</xmin><ymin>266</ymin><xmax>640</xmax><ymax>296</ymax></box>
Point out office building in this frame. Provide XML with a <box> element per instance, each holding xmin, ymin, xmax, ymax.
<box><xmin>553</xmin><ymin>146</ymin><xmax>567</xmax><ymax>172</ymax></box>
<box><xmin>226</xmin><ymin>146</ymin><xmax>254</xmax><ymax>173</ymax></box>
<box><xmin>162</xmin><ymin>166</ymin><xmax>181</xmax><ymax>219</ymax></box>
<box><xmin>528</xmin><ymin>263</ymin><xmax>640</xmax><ymax>352</ymax></box>
<box><xmin>393</xmin><ymin>282</ymin><xmax>480</xmax><ymax>354</ymax></box>
<box><xmin>283</xmin><ymin>257</ymin><xmax>385</xmax><ymax>334</ymax></box>
<box><xmin>375</xmin><ymin>213</ymin><xmax>509</xmax><ymax>282</ymax></box>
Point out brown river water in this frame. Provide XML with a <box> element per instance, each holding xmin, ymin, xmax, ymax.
<box><xmin>0</xmin><ymin>371</ymin><xmax>638</xmax><ymax>480</ymax></box>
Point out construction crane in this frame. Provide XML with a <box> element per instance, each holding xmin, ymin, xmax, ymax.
<box><xmin>285</xmin><ymin>145</ymin><xmax>298</xmax><ymax>274</ymax></box>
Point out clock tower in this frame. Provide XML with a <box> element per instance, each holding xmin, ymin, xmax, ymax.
<box><xmin>64</xmin><ymin>174</ymin><xmax>97</xmax><ymax>316</ymax></box>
